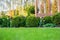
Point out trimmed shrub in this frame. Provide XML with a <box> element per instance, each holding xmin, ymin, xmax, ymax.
<box><xmin>19</xmin><ymin>16</ymin><xmax>26</xmax><ymax>27</ymax></box>
<box><xmin>0</xmin><ymin>18</ymin><xmax>3</xmax><ymax>25</ymax></box>
<box><xmin>52</xmin><ymin>13</ymin><xmax>60</xmax><ymax>25</ymax></box>
<box><xmin>43</xmin><ymin>23</ymin><xmax>56</xmax><ymax>27</ymax></box>
<box><xmin>11</xmin><ymin>16</ymin><xmax>26</xmax><ymax>27</ymax></box>
<box><xmin>26</xmin><ymin>16</ymin><xmax>40</xmax><ymax>27</ymax></box>
<box><xmin>43</xmin><ymin>16</ymin><xmax>53</xmax><ymax>24</ymax></box>
<box><xmin>1</xmin><ymin>16</ymin><xmax>10</xmax><ymax>27</ymax></box>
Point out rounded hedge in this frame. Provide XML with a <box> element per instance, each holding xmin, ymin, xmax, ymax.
<box><xmin>52</xmin><ymin>13</ymin><xmax>60</xmax><ymax>25</ymax></box>
<box><xmin>26</xmin><ymin>16</ymin><xmax>40</xmax><ymax>27</ymax></box>
<box><xmin>1</xmin><ymin>16</ymin><xmax>10</xmax><ymax>27</ymax></box>
<box><xmin>43</xmin><ymin>16</ymin><xmax>53</xmax><ymax>24</ymax></box>
<box><xmin>0</xmin><ymin>18</ymin><xmax>3</xmax><ymax>25</ymax></box>
<box><xmin>11</xmin><ymin>16</ymin><xmax>26</xmax><ymax>27</ymax></box>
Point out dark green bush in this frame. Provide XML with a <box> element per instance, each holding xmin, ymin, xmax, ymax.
<box><xmin>43</xmin><ymin>23</ymin><xmax>56</xmax><ymax>27</ymax></box>
<box><xmin>0</xmin><ymin>18</ymin><xmax>3</xmax><ymax>25</ymax></box>
<box><xmin>52</xmin><ymin>13</ymin><xmax>60</xmax><ymax>25</ymax></box>
<box><xmin>19</xmin><ymin>16</ymin><xmax>26</xmax><ymax>27</ymax></box>
<box><xmin>1</xmin><ymin>16</ymin><xmax>10</xmax><ymax>27</ymax></box>
<box><xmin>26</xmin><ymin>16</ymin><xmax>40</xmax><ymax>27</ymax></box>
<box><xmin>43</xmin><ymin>16</ymin><xmax>53</xmax><ymax>24</ymax></box>
<box><xmin>11</xmin><ymin>16</ymin><xmax>26</xmax><ymax>27</ymax></box>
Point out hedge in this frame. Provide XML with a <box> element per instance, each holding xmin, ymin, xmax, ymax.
<box><xmin>26</xmin><ymin>16</ymin><xmax>40</xmax><ymax>27</ymax></box>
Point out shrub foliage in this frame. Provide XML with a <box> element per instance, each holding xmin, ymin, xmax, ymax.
<box><xmin>26</xmin><ymin>16</ymin><xmax>40</xmax><ymax>27</ymax></box>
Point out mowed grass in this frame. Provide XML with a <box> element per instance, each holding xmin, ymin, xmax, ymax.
<box><xmin>0</xmin><ymin>28</ymin><xmax>60</xmax><ymax>40</ymax></box>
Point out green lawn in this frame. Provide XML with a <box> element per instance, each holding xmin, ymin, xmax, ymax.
<box><xmin>0</xmin><ymin>28</ymin><xmax>60</xmax><ymax>40</ymax></box>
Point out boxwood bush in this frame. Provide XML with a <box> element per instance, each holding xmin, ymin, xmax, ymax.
<box><xmin>52</xmin><ymin>13</ymin><xmax>60</xmax><ymax>25</ymax></box>
<box><xmin>26</xmin><ymin>16</ymin><xmax>40</xmax><ymax>27</ymax></box>
<box><xmin>0</xmin><ymin>17</ymin><xmax>3</xmax><ymax>26</ymax></box>
<box><xmin>0</xmin><ymin>18</ymin><xmax>2</xmax><ymax>24</ymax></box>
<box><xmin>1</xmin><ymin>16</ymin><xmax>10</xmax><ymax>27</ymax></box>
<box><xmin>43</xmin><ymin>16</ymin><xmax>53</xmax><ymax>24</ymax></box>
<box><xmin>11</xmin><ymin>16</ymin><xmax>26</xmax><ymax>27</ymax></box>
